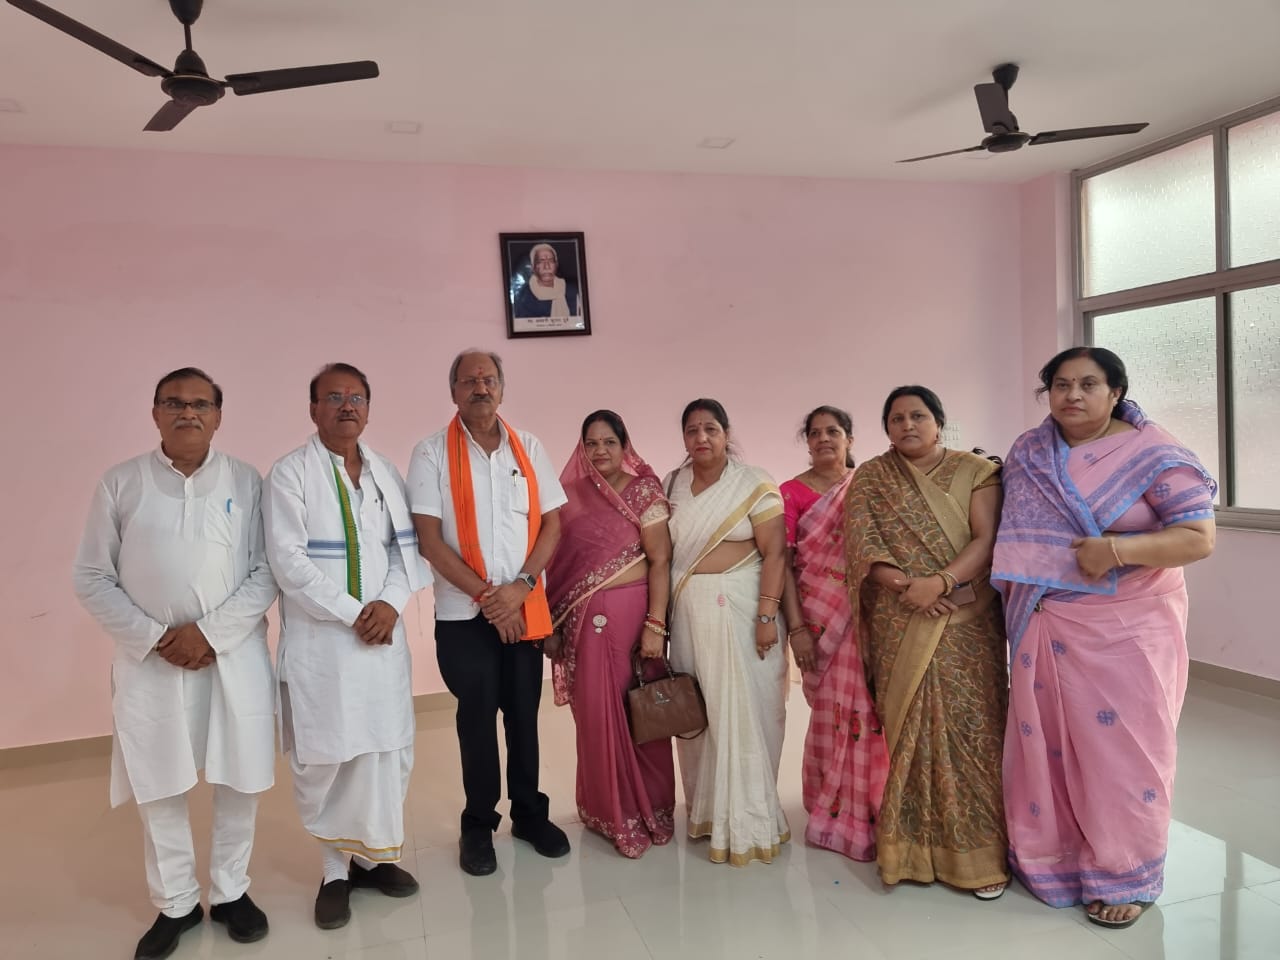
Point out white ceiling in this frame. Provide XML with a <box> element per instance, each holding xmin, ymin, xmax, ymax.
<box><xmin>1</xmin><ymin>0</ymin><xmax>1278</xmax><ymax>183</ymax></box>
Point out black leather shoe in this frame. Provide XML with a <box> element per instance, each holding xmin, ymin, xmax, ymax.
<box><xmin>209</xmin><ymin>892</ymin><xmax>269</xmax><ymax>943</ymax></box>
<box><xmin>134</xmin><ymin>904</ymin><xmax>203</xmax><ymax>960</ymax></box>
<box><xmin>349</xmin><ymin>860</ymin><xmax>419</xmax><ymax>898</ymax></box>
<box><xmin>512</xmin><ymin>819</ymin><xmax>571</xmax><ymax>858</ymax></box>
<box><xmin>314</xmin><ymin>879</ymin><xmax>351</xmax><ymax>930</ymax></box>
<box><xmin>459</xmin><ymin>831</ymin><xmax>497</xmax><ymax>876</ymax></box>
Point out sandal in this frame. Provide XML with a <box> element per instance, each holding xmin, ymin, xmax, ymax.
<box><xmin>1086</xmin><ymin>901</ymin><xmax>1152</xmax><ymax>929</ymax></box>
<box><xmin>973</xmin><ymin>883</ymin><xmax>1007</xmax><ymax>901</ymax></box>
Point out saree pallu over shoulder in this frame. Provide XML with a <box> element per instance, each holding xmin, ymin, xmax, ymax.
<box><xmin>992</xmin><ymin>401</ymin><xmax>1217</xmax><ymax>656</ymax></box>
<box><xmin>846</xmin><ymin>449</ymin><xmax>1001</xmax><ymax>754</ymax></box>
<box><xmin>546</xmin><ymin>446</ymin><xmax>668</xmax><ymax>707</ymax></box>
<box><xmin>844</xmin><ymin>448</ymin><xmax>1009</xmax><ymax>889</ymax></box>
<box><xmin>668</xmin><ymin>461</ymin><xmax>782</xmax><ymax>603</ymax></box>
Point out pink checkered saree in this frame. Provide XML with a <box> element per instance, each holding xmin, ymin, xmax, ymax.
<box><xmin>792</xmin><ymin>473</ymin><xmax>888</xmax><ymax>861</ymax></box>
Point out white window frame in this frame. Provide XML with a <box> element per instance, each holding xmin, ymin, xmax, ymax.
<box><xmin>1072</xmin><ymin>93</ymin><xmax>1280</xmax><ymax>531</ymax></box>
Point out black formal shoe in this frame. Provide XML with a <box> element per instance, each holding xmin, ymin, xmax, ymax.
<box><xmin>458</xmin><ymin>831</ymin><xmax>497</xmax><ymax>876</ymax></box>
<box><xmin>512</xmin><ymin>819</ymin><xmax>571</xmax><ymax>858</ymax></box>
<box><xmin>349</xmin><ymin>860</ymin><xmax>420</xmax><ymax>898</ymax></box>
<box><xmin>314</xmin><ymin>879</ymin><xmax>351</xmax><ymax>930</ymax></box>
<box><xmin>209</xmin><ymin>892</ymin><xmax>269</xmax><ymax>943</ymax></box>
<box><xmin>134</xmin><ymin>904</ymin><xmax>203</xmax><ymax>960</ymax></box>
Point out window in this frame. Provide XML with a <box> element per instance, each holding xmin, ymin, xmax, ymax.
<box><xmin>1075</xmin><ymin>97</ymin><xmax>1280</xmax><ymax>528</ymax></box>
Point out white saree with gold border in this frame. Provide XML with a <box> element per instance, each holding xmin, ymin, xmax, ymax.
<box><xmin>666</xmin><ymin>461</ymin><xmax>790</xmax><ymax>866</ymax></box>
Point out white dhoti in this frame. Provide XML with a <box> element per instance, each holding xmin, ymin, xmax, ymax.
<box><xmin>282</xmin><ymin>682</ymin><xmax>413</xmax><ymax>863</ymax></box>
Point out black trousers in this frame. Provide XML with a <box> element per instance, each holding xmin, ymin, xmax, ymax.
<box><xmin>435</xmin><ymin>615</ymin><xmax>550</xmax><ymax>836</ymax></box>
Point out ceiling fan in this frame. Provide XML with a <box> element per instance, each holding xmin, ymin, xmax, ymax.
<box><xmin>898</xmin><ymin>63</ymin><xmax>1149</xmax><ymax>163</ymax></box>
<box><xmin>6</xmin><ymin>0</ymin><xmax>379</xmax><ymax>131</ymax></box>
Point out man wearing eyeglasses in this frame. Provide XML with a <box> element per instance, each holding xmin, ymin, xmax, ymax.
<box><xmin>263</xmin><ymin>362</ymin><xmax>429</xmax><ymax>931</ymax></box>
<box><xmin>73</xmin><ymin>367</ymin><xmax>278</xmax><ymax>960</ymax></box>
<box><xmin>407</xmin><ymin>349</ymin><xmax>569</xmax><ymax>877</ymax></box>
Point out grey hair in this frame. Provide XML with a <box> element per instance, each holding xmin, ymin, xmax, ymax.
<box><xmin>529</xmin><ymin>242</ymin><xmax>558</xmax><ymax>267</ymax></box>
<box><xmin>448</xmin><ymin>349</ymin><xmax>506</xmax><ymax>393</ymax></box>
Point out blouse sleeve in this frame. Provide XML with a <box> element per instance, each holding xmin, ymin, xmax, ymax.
<box><xmin>629</xmin><ymin>475</ymin><xmax>671</xmax><ymax>527</ymax></box>
<box><xmin>750</xmin><ymin>488</ymin><xmax>784</xmax><ymax>526</ymax></box>
<box><xmin>780</xmin><ymin>481</ymin><xmax>802</xmax><ymax>547</ymax></box>
<box><xmin>1145</xmin><ymin>465</ymin><xmax>1216</xmax><ymax>526</ymax></box>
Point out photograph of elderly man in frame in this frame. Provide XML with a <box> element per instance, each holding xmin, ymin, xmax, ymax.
<box><xmin>501</xmin><ymin>232</ymin><xmax>592</xmax><ymax>338</ymax></box>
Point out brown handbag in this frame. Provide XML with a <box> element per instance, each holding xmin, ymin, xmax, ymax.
<box><xmin>626</xmin><ymin>651</ymin><xmax>708</xmax><ymax>744</ymax></box>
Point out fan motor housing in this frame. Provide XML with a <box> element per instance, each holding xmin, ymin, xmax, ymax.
<box><xmin>161</xmin><ymin>73</ymin><xmax>224</xmax><ymax>106</ymax></box>
<box><xmin>983</xmin><ymin>131</ymin><xmax>1031</xmax><ymax>153</ymax></box>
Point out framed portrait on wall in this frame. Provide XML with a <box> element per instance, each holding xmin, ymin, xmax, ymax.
<box><xmin>500</xmin><ymin>231</ymin><xmax>592</xmax><ymax>338</ymax></box>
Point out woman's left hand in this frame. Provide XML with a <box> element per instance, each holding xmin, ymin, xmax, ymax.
<box><xmin>639</xmin><ymin>630</ymin><xmax>664</xmax><ymax>659</ymax></box>
<box><xmin>901</xmin><ymin>576</ymin><xmax>946</xmax><ymax>614</ymax></box>
<box><xmin>790</xmin><ymin>628</ymin><xmax>816</xmax><ymax>672</ymax></box>
<box><xmin>755</xmin><ymin>620</ymin><xmax>779</xmax><ymax>660</ymax></box>
<box><xmin>1069</xmin><ymin>537</ymin><xmax>1118</xmax><ymax>579</ymax></box>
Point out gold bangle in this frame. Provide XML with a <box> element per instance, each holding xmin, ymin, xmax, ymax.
<box><xmin>758</xmin><ymin>594</ymin><xmax>782</xmax><ymax>605</ymax></box>
<box><xmin>787</xmin><ymin>625</ymin><xmax>809</xmax><ymax>638</ymax></box>
<box><xmin>936</xmin><ymin>571</ymin><xmax>957</xmax><ymax>596</ymax></box>
<box><xmin>1108</xmin><ymin>537</ymin><xmax>1124</xmax><ymax>568</ymax></box>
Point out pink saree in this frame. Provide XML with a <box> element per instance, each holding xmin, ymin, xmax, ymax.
<box><xmin>993</xmin><ymin>401</ymin><xmax>1216</xmax><ymax>907</ymax></box>
<box><xmin>791</xmin><ymin>473</ymin><xmax>888</xmax><ymax>861</ymax></box>
<box><xmin>545</xmin><ymin>442</ymin><xmax>675</xmax><ymax>858</ymax></box>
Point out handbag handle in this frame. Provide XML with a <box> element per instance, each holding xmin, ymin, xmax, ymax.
<box><xmin>632</xmin><ymin>649</ymin><xmax>677</xmax><ymax>687</ymax></box>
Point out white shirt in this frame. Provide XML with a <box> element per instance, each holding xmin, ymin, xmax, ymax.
<box><xmin>72</xmin><ymin>447</ymin><xmax>277</xmax><ymax>805</ymax></box>
<box><xmin>406</xmin><ymin>420</ymin><xmax>567</xmax><ymax>620</ymax></box>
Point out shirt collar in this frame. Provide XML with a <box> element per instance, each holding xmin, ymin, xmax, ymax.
<box><xmin>458</xmin><ymin>417</ymin><xmax>509</xmax><ymax>453</ymax></box>
<box><xmin>154</xmin><ymin>445</ymin><xmax>215</xmax><ymax>478</ymax></box>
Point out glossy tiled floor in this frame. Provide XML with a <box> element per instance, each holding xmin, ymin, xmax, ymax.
<box><xmin>3</xmin><ymin>676</ymin><xmax>1278</xmax><ymax>960</ymax></box>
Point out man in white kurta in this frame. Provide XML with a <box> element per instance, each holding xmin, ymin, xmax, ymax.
<box><xmin>264</xmin><ymin>363</ymin><xmax>429</xmax><ymax>930</ymax></box>
<box><xmin>72</xmin><ymin>368</ymin><xmax>277</xmax><ymax>960</ymax></box>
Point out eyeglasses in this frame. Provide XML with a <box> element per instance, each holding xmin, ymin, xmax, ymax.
<box><xmin>157</xmin><ymin>399</ymin><xmax>217</xmax><ymax>414</ymax></box>
<box><xmin>320</xmin><ymin>393</ymin><xmax>367</xmax><ymax>408</ymax></box>
<box><xmin>457</xmin><ymin>377</ymin><xmax>500</xmax><ymax>391</ymax></box>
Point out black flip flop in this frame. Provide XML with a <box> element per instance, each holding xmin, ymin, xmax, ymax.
<box><xmin>1087</xmin><ymin>901</ymin><xmax>1152</xmax><ymax>929</ymax></box>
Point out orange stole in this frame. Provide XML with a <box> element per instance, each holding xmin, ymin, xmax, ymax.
<box><xmin>447</xmin><ymin>415</ymin><xmax>553</xmax><ymax>641</ymax></box>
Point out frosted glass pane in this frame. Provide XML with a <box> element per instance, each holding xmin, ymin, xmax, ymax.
<box><xmin>1081</xmin><ymin>137</ymin><xmax>1215</xmax><ymax>296</ymax></box>
<box><xmin>1092</xmin><ymin>299</ymin><xmax>1220</xmax><ymax>496</ymax></box>
<box><xmin>1230</xmin><ymin>285</ymin><xmax>1280</xmax><ymax>509</ymax></box>
<box><xmin>1228</xmin><ymin>112</ymin><xmax>1280</xmax><ymax>267</ymax></box>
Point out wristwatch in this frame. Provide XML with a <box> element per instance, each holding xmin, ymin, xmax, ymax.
<box><xmin>515</xmin><ymin>572</ymin><xmax>537</xmax><ymax>590</ymax></box>
<box><xmin>757</xmin><ymin>613</ymin><xmax>777</xmax><ymax>624</ymax></box>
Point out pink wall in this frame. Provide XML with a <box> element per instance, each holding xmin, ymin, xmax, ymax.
<box><xmin>2</xmin><ymin>143</ymin><xmax>1027</xmax><ymax>748</ymax></box>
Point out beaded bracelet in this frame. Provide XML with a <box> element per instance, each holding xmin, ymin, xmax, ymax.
<box><xmin>643</xmin><ymin>614</ymin><xmax>670</xmax><ymax>637</ymax></box>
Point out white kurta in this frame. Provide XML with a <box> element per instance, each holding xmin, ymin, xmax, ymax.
<box><xmin>73</xmin><ymin>448</ymin><xmax>278</xmax><ymax>808</ymax></box>
<box><xmin>264</xmin><ymin>437</ymin><xmax>426</xmax><ymax>766</ymax></box>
